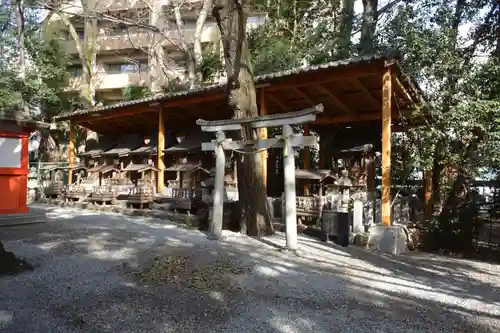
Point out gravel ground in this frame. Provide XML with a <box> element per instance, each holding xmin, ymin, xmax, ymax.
<box><xmin>1</xmin><ymin>205</ymin><xmax>500</xmax><ymax>333</ymax></box>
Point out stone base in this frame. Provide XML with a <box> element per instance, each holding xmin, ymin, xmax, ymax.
<box><xmin>351</xmin><ymin>232</ymin><xmax>370</xmax><ymax>246</ymax></box>
<box><xmin>367</xmin><ymin>224</ymin><xmax>408</xmax><ymax>254</ymax></box>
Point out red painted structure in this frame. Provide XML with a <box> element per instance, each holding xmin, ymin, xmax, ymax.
<box><xmin>0</xmin><ymin>118</ymin><xmax>50</xmax><ymax>214</ymax></box>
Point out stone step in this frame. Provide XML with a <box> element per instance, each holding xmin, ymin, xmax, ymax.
<box><xmin>0</xmin><ymin>212</ymin><xmax>47</xmax><ymax>227</ymax></box>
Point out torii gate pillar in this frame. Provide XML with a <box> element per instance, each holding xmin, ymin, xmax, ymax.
<box><xmin>198</xmin><ymin>105</ymin><xmax>323</xmax><ymax>250</ymax></box>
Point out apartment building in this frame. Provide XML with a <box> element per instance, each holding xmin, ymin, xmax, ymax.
<box><xmin>48</xmin><ymin>0</ymin><xmax>264</xmax><ymax>105</ymax></box>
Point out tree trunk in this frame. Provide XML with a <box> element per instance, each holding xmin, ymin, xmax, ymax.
<box><xmin>336</xmin><ymin>0</ymin><xmax>355</xmax><ymax>59</ymax></box>
<box><xmin>194</xmin><ymin>0</ymin><xmax>213</xmax><ymax>82</ymax></box>
<box><xmin>173</xmin><ymin>2</ymin><xmax>197</xmax><ymax>89</ymax></box>
<box><xmin>359</xmin><ymin>0</ymin><xmax>378</xmax><ymax>56</ymax></box>
<box><xmin>81</xmin><ymin>1</ymin><xmax>99</xmax><ymax>148</ymax></box>
<box><xmin>13</xmin><ymin>0</ymin><xmax>25</xmax><ymax>79</ymax></box>
<box><xmin>12</xmin><ymin>0</ymin><xmax>29</xmax><ymax>119</ymax></box>
<box><xmin>53</xmin><ymin>0</ymin><xmax>99</xmax><ymax>148</ymax></box>
<box><xmin>149</xmin><ymin>0</ymin><xmax>169</xmax><ymax>94</ymax></box>
<box><xmin>214</xmin><ymin>0</ymin><xmax>273</xmax><ymax>236</ymax></box>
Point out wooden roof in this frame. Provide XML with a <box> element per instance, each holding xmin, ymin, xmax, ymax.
<box><xmin>55</xmin><ymin>52</ymin><xmax>425</xmax><ymax>135</ymax></box>
<box><xmin>130</xmin><ymin>137</ymin><xmax>158</xmax><ymax>155</ymax></box>
<box><xmin>68</xmin><ymin>163</ymin><xmax>86</xmax><ymax>170</ymax></box>
<box><xmin>295</xmin><ymin>169</ymin><xmax>335</xmax><ymax>181</ymax></box>
<box><xmin>101</xmin><ymin>134</ymin><xmax>143</xmax><ymax>156</ymax></box>
<box><xmin>88</xmin><ymin>165</ymin><xmax>119</xmax><ymax>174</ymax></box>
<box><xmin>337</xmin><ymin>144</ymin><xmax>374</xmax><ymax>156</ymax></box>
<box><xmin>79</xmin><ymin>137</ymin><xmax>117</xmax><ymax>157</ymax></box>
<box><xmin>0</xmin><ymin>116</ymin><xmax>51</xmax><ymax>133</ymax></box>
<box><xmin>164</xmin><ymin>128</ymin><xmax>213</xmax><ymax>154</ymax></box>
<box><xmin>123</xmin><ymin>164</ymin><xmax>159</xmax><ymax>172</ymax></box>
<box><xmin>165</xmin><ymin>163</ymin><xmax>209</xmax><ymax>173</ymax></box>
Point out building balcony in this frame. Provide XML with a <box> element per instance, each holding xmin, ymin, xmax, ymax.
<box><xmin>66</xmin><ymin>71</ymin><xmax>149</xmax><ymax>91</ymax></box>
<box><xmin>63</xmin><ymin>25</ymin><xmax>220</xmax><ymax>55</ymax></box>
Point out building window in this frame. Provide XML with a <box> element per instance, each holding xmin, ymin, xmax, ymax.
<box><xmin>109</xmin><ymin>23</ymin><xmax>129</xmax><ymax>36</ymax></box>
<box><xmin>75</xmin><ymin>30</ymin><xmax>85</xmax><ymax>40</ymax></box>
<box><xmin>68</xmin><ymin>65</ymin><xmax>82</xmax><ymax>77</ymax></box>
<box><xmin>105</xmin><ymin>61</ymin><xmax>148</xmax><ymax>74</ymax></box>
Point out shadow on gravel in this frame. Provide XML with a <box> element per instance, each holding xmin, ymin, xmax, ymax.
<box><xmin>0</xmin><ymin>206</ymin><xmax>498</xmax><ymax>333</ymax></box>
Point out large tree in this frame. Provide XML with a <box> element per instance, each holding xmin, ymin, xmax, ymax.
<box><xmin>213</xmin><ymin>0</ymin><xmax>274</xmax><ymax>236</ymax></box>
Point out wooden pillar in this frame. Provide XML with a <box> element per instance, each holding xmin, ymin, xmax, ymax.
<box><xmin>157</xmin><ymin>107</ymin><xmax>165</xmax><ymax>194</ymax></box>
<box><xmin>68</xmin><ymin>123</ymin><xmax>76</xmax><ymax>185</ymax></box>
<box><xmin>259</xmin><ymin>88</ymin><xmax>268</xmax><ymax>190</ymax></box>
<box><xmin>302</xmin><ymin>125</ymin><xmax>310</xmax><ymax>195</ymax></box>
<box><xmin>382</xmin><ymin>67</ymin><xmax>392</xmax><ymax>226</ymax></box>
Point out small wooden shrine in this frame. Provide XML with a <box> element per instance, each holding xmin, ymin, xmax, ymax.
<box><xmin>122</xmin><ymin>163</ymin><xmax>159</xmax><ymax>208</ymax></box>
<box><xmin>162</xmin><ymin>128</ymin><xmax>211</xmax><ymax>212</ymax></box>
<box><xmin>100</xmin><ymin>134</ymin><xmax>142</xmax><ymax>194</ymax></box>
<box><xmin>66</xmin><ymin>163</ymin><xmax>88</xmax><ymax>201</ymax></box>
<box><xmin>324</xmin><ymin>144</ymin><xmax>376</xmax><ymax>215</ymax></box>
<box><xmin>41</xmin><ymin>164</ymin><xmax>64</xmax><ymax>198</ymax></box>
<box><xmin>78</xmin><ymin>137</ymin><xmax>117</xmax><ymax>187</ymax></box>
<box><xmin>295</xmin><ymin>169</ymin><xmax>336</xmax><ymax>222</ymax></box>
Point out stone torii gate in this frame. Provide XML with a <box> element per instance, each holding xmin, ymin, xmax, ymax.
<box><xmin>197</xmin><ymin>104</ymin><xmax>324</xmax><ymax>250</ymax></box>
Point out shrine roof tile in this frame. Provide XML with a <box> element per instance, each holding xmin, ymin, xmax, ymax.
<box><xmin>54</xmin><ymin>51</ymin><xmax>425</xmax><ymax>121</ymax></box>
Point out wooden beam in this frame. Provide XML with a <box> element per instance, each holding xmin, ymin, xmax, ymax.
<box><xmin>293</xmin><ymin>88</ymin><xmax>315</xmax><ymax>107</ymax></box>
<box><xmin>259</xmin><ymin>88</ymin><xmax>268</xmax><ymax>189</ymax></box>
<box><xmin>267</xmin><ymin>64</ymin><xmax>380</xmax><ymax>91</ymax></box>
<box><xmin>157</xmin><ymin>107</ymin><xmax>165</xmax><ymax>194</ymax></box>
<box><xmin>112</xmin><ymin>118</ymin><xmax>126</xmax><ymax>127</ymax></box>
<box><xmin>68</xmin><ymin>92</ymin><xmax>225</xmax><ymax>123</ymax></box>
<box><xmin>68</xmin><ymin>123</ymin><xmax>76</xmax><ymax>185</ymax></box>
<box><xmin>315</xmin><ymin>84</ymin><xmax>350</xmax><ymax>114</ymax></box>
<box><xmin>73</xmin><ymin>108</ymin><xmax>157</xmax><ymax>123</ymax></box>
<box><xmin>314</xmin><ymin>112</ymin><xmax>384</xmax><ymax>124</ymax></box>
<box><xmin>382</xmin><ymin>67</ymin><xmax>392</xmax><ymax>226</ymax></box>
<box><xmin>350</xmin><ymin>78</ymin><xmax>379</xmax><ymax>110</ymax></box>
<box><xmin>163</xmin><ymin>91</ymin><xmax>225</xmax><ymax>107</ymax></box>
<box><xmin>268</xmin><ymin>94</ymin><xmax>288</xmax><ymax>111</ymax></box>
<box><xmin>303</xmin><ymin>124</ymin><xmax>310</xmax><ymax>195</ymax></box>
<box><xmin>138</xmin><ymin>113</ymin><xmax>156</xmax><ymax>124</ymax></box>
<box><xmin>392</xmin><ymin>74</ymin><xmax>414</xmax><ymax>104</ymax></box>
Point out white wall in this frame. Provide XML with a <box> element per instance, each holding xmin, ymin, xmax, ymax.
<box><xmin>0</xmin><ymin>138</ymin><xmax>22</xmax><ymax>168</ymax></box>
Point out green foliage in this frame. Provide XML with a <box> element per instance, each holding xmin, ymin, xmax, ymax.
<box><xmin>122</xmin><ymin>85</ymin><xmax>152</xmax><ymax>101</ymax></box>
<box><xmin>0</xmin><ymin>4</ymin><xmax>70</xmax><ymax>120</ymax></box>
<box><xmin>372</xmin><ymin>0</ymin><xmax>500</xmax><ymax>251</ymax></box>
<box><xmin>248</xmin><ymin>27</ymin><xmax>301</xmax><ymax>75</ymax></box>
<box><xmin>244</xmin><ymin>0</ymin><xmax>500</xmax><ymax>252</ymax></box>
<box><xmin>163</xmin><ymin>78</ymin><xmax>191</xmax><ymax>93</ymax></box>
<box><xmin>199</xmin><ymin>46</ymin><xmax>223</xmax><ymax>83</ymax></box>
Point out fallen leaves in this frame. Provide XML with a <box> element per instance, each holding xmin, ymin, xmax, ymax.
<box><xmin>129</xmin><ymin>253</ymin><xmax>252</xmax><ymax>292</ymax></box>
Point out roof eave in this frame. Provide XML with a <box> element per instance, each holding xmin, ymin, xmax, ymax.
<box><xmin>54</xmin><ymin>53</ymin><xmax>415</xmax><ymax>122</ymax></box>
